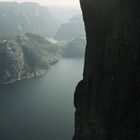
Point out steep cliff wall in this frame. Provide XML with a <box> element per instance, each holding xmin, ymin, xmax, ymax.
<box><xmin>73</xmin><ymin>0</ymin><xmax>140</xmax><ymax>139</ymax></box>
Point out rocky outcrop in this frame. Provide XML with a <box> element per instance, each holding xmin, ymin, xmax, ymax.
<box><xmin>73</xmin><ymin>0</ymin><xmax>140</xmax><ymax>140</ymax></box>
<box><xmin>0</xmin><ymin>33</ymin><xmax>62</xmax><ymax>84</ymax></box>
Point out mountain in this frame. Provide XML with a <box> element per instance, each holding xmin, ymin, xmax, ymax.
<box><xmin>48</xmin><ymin>6</ymin><xmax>82</xmax><ymax>25</ymax></box>
<box><xmin>0</xmin><ymin>2</ymin><xmax>57</xmax><ymax>37</ymax></box>
<box><xmin>54</xmin><ymin>15</ymin><xmax>86</xmax><ymax>42</ymax></box>
<box><xmin>0</xmin><ymin>33</ymin><xmax>62</xmax><ymax>84</ymax></box>
<box><xmin>63</xmin><ymin>38</ymin><xmax>86</xmax><ymax>58</ymax></box>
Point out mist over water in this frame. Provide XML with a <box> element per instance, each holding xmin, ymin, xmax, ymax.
<box><xmin>0</xmin><ymin>58</ymin><xmax>84</xmax><ymax>140</ymax></box>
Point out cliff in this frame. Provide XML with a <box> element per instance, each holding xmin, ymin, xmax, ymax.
<box><xmin>0</xmin><ymin>33</ymin><xmax>62</xmax><ymax>84</ymax></box>
<box><xmin>73</xmin><ymin>0</ymin><xmax>140</xmax><ymax>140</ymax></box>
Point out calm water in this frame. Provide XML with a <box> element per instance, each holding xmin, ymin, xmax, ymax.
<box><xmin>0</xmin><ymin>58</ymin><xmax>84</xmax><ymax>140</ymax></box>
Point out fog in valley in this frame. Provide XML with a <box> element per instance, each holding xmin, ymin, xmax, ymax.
<box><xmin>0</xmin><ymin>0</ymin><xmax>86</xmax><ymax>140</ymax></box>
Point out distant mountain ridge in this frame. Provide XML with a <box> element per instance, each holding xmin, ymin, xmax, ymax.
<box><xmin>0</xmin><ymin>2</ymin><xmax>57</xmax><ymax>37</ymax></box>
<box><xmin>48</xmin><ymin>6</ymin><xmax>82</xmax><ymax>25</ymax></box>
<box><xmin>54</xmin><ymin>15</ymin><xmax>85</xmax><ymax>42</ymax></box>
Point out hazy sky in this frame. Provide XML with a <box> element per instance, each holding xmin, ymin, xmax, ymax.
<box><xmin>0</xmin><ymin>0</ymin><xmax>80</xmax><ymax>7</ymax></box>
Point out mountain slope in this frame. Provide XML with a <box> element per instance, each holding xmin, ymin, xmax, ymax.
<box><xmin>48</xmin><ymin>6</ymin><xmax>82</xmax><ymax>25</ymax></box>
<box><xmin>63</xmin><ymin>38</ymin><xmax>86</xmax><ymax>58</ymax></box>
<box><xmin>0</xmin><ymin>2</ymin><xmax>57</xmax><ymax>37</ymax></box>
<box><xmin>54</xmin><ymin>15</ymin><xmax>85</xmax><ymax>41</ymax></box>
<box><xmin>0</xmin><ymin>33</ymin><xmax>62</xmax><ymax>84</ymax></box>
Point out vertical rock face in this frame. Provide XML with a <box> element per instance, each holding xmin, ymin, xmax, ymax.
<box><xmin>73</xmin><ymin>0</ymin><xmax>140</xmax><ymax>139</ymax></box>
<box><xmin>0</xmin><ymin>39</ymin><xmax>24</xmax><ymax>84</ymax></box>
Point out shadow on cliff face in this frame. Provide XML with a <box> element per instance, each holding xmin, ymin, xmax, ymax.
<box><xmin>73</xmin><ymin>0</ymin><xmax>140</xmax><ymax>140</ymax></box>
